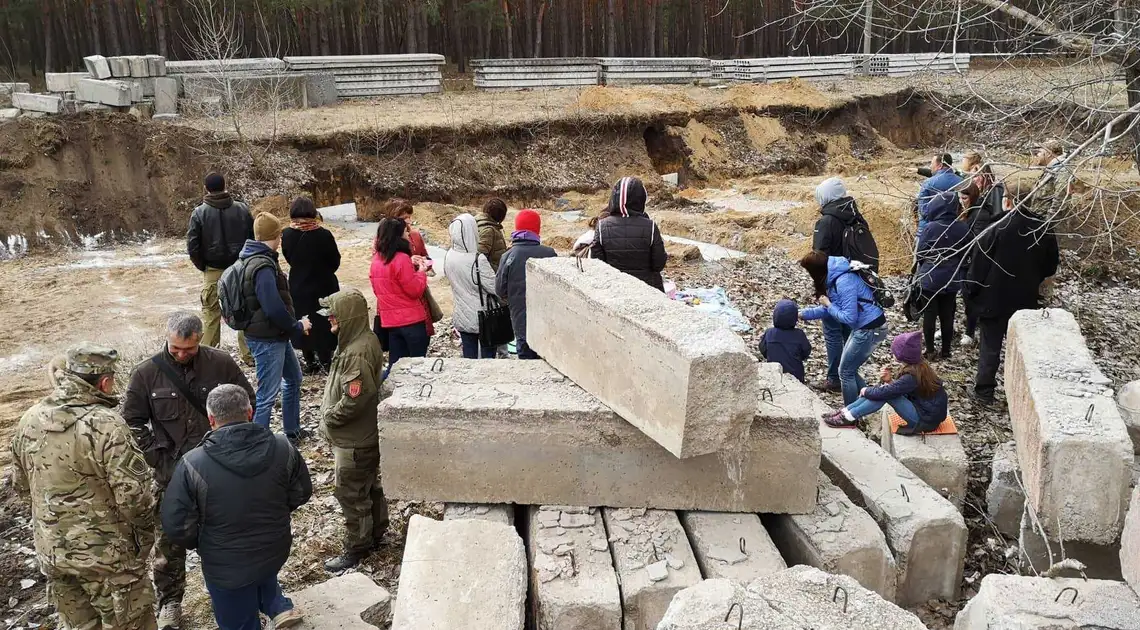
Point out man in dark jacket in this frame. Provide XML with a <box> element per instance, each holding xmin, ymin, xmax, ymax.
<box><xmin>964</xmin><ymin>192</ymin><xmax>1060</xmax><ymax>403</ymax></box>
<box><xmin>122</xmin><ymin>311</ymin><xmax>254</xmax><ymax>630</ymax></box>
<box><xmin>161</xmin><ymin>384</ymin><xmax>311</xmax><ymax>630</ymax></box>
<box><xmin>186</xmin><ymin>173</ymin><xmax>254</xmax><ymax>365</ymax></box>
<box><xmin>240</xmin><ymin>213</ymin><xmax>311</xmax><ymax>440</ymax></box>
<box><xmin>317</xmin><ymin>290</ymin><xmax>388</xmax><ymax>572</ymax></box>
<box><xmin>759</xmin><ymin>299</ymin><xmax>811</xmax><ymax>382</ymax></box>
<box><xmin>590</xmin><ymin>177</ymin><xmax>667</xmax><ymax>291</ymax></box>
<box><xmin>496</xmin><ymin>209</ymin><xmax>556</xmax><ymax>360</ymax></box>
<box><xmin>916</xmin><ymin>192</ymin><xmax>971</xmax><ymax>359</ymax></box>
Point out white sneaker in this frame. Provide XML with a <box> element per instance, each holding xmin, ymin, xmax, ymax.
<box><xmin>959</xmin><ymin>334</ymin><xmax>975</xmax><ymax>348</ymax></box>
<box><xmin>272</xmin><ymin>607</ymin><xmax>305</xmax><ymax>629</ymax></box>
<box><xmin>157</xmin><ymin>601</ymin><xmax>182</xmax><ymax>630</ymax></box>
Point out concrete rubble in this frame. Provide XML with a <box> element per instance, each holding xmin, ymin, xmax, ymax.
<box><xmin>288</xmin><ymin>573</ymin><xmax>391</xmax><ymax>630</ymax></box>
<box><xmin>1119</xmin><ymin>484</ymin><xmax>1139</xmax><ymax>591</ymax></box>
<box><xmin>880</xmin><ymin>408</ymin><xmax>968</xmax><ymax>509</ymax></box>
<box><xmin>658</xmin><ymin>566</ymin><xmax>927</xmax><ymax>629</ymax></box>
<box><xmin>525</xmin><ymin>257</ymin><xmax>759</xmax><ymax>459</ymax></box>
<box><xmin>1018</xmin><ymin>506</ymin><xmax>1122</xmax><ymax>580</ymax></box>
<box><xmin>1</xmin><ymin>82</ymin><xmax>32</xmax><ymax>96</ymax></box>
<box><xmin>764</xmin><ymin>471</ymin><xmax>897</xmax><ymax>601</ymax></box>
<box><xmin>0</xmin><ymin>108</ymin><xmax>18</xmax><ymax>120</ymax></box>
<box><xmin>679</xmin><ymin>511</ymin><xmax>785</xmax><ymax>583</ymax></box>
<box><xmin>83</xmin><ymin>55</ymin><xmax>112</xmax><ymax>79</ymax></box>
<box><xmin>986</xmin><ymin>441</ymin><xmax>1025</xmax><ymax>539</ymax></box>
<box><xmin>11</xmin><ymin>93</ymin><xmax>62</xmax><ymax>114</ymax></box>
<box><xmin>45</xmin><ymin>72</ymin><xmax>91</xmax><ymax>93</ymax></box>
<box><xmin>602</xmin><ymin>508</ymin><xmax>701</xmax><ymax>630</ymax></box>
<box><xmin>527</xmin><ymin>506</ymin><xmax>621</xmax><ymax>630</ymax></box>
<box><xmin>1005</xmin><ymin>309</ymin><xmax>1133</xmax><ymax>544</ymax></box>
<box><xmin>392</xmin><ymin>515</ymin><xmax>527</xmax><ymax>630</ymax></box>
<box><xmin>379</xmin><ymin>358</ymin><xmax>818</xmax><ymax>513</ymax></box>
<box><xmin>954</xmin><ymin>573</ymin><xmax>1140</xmax><ymax>629</ymax></box>
<box><xmin>1118</xmin><ymin>380</ymin><xmax>1140</xmax><ymax>454</ymax></box>
<box><xmin>75</xmin><ymin>79</ymin><xmax>133</xmax><ymax>107</ymax></box>
<box><xmin>443</xmin><ymin>503</ymin><xmax>515</xmax><ymax>525</ymax></box>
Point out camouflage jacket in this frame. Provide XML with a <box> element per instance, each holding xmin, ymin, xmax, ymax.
<box><xmin>11</xmin><ymin>364</ymin><xmax>156</xmax><ymax>579</ymax></box>
<box><xmin>319</xmin><ymin>290</ymin><xmax>383</xmax><ymax>449</ymax></box>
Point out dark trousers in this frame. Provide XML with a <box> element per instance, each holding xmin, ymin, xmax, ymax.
<box><xmin>299</xmin><ymin>311</ymin><xmax>336</xmax><ymax>367</ymax></box>
<box><xmin>517</xmin><ymin>340</ymin><xmax>540</xmax><ymax>360</ymax></box>
<box><xmin>459</xmin><ymin>332</ymin><xmax>496</xmax><ymax>359</ymax></box>
<box><xmin>922</xmin><ymin>291</ymin><xmax>957</xmax><ymax>356</ymax></box>
<box><xmin>963</xmin><ymin>299</ymin><xmax>979</xmax><ymax>338</ymax></box>
<box><xmin>974</xmin><ymin>314</ymin><xmax>1012</xmax><ymax>398</ymax></box>
<box><xmin>205</xmin><ymin>573</ymin><xmax>293</xmax><ymax>630</ymax></box>
<box><xmin>333</xmin><ymin>445</ymin><xmax>389</xmax><ymax>554</ymax></box>
<box><xmin>387</xmin><ymin>322</ymin><xmax>430</xmax><ymax>369</ymax></box>
<box><xmin>153</xmin><ymin>482</ymin><xmax>186</xmax><ymax>608</ymax></box>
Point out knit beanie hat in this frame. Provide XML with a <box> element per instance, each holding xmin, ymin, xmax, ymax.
<box><xmin>254</xmin><ymin>212</ymin><xmax>282</xmax><ymax>241</ymax></box>
<box><xmin>515</xmin><ymin>209</ymin><xmax>542</xmax><ymax>235</ymax></box>
<box><xmin>891</xmin><ymin>331</ymin><xmax>924</xmax><ymax>365</ymax></box>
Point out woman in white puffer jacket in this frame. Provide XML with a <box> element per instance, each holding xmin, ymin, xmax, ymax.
<box><xmin>443</xmin><ymin>213</ymin><xmax>499</xmax><ymax>359</ymax></box>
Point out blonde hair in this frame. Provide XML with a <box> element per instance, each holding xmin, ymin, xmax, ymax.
<box><xmin>962</xmin><ymin>150</ymin><xmax>983</xmax><ymax>172</ymax></box>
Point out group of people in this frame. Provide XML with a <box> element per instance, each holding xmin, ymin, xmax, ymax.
<box><xmin>760</xmin><ymin>144</ymin><xmax>1062</xmax><ymax>431</ymax></box>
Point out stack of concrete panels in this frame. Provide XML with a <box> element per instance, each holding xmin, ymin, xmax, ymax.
<box><xmin>472</xmin><ymin>58</ymin><xmax>599</xmax><ymax>91</ymax></box>
<box><xmin>598</xmin><ymin>57</ymin><xmax>712</xmax><ymax>86</ymax></box>
<box><xmin>45</xmin><ymin>72</ymin><xmax>92</xmax><ymax>94</ymax></box>
<box><xmin>729</xmin><ymin>56</ymin><xmax>855</xmax><ymax>83</ymax></box>
<box><xmin>283</xmin><ymin>54</ymin><xmax>444</xmax><ymax>97</ymax></box>
<box><xmin>167</xmin><ymin>57</ymin><xmax>286</xmax><ymax>77</ymax></box>
<box><xmin>710</xmin><ymin>59</ymin><xmax>737</xmax><ymax>82</ymax></box>
<box><xmin>883</xmin><ymin>52</ymin><xmax>970</xmax><ymax>77</ymax></box>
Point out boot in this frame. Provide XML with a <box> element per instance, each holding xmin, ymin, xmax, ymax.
<box><xmin>324</xmin><ymin>550</ymin><xmax>367</xmax><ymax>572</ymax></box>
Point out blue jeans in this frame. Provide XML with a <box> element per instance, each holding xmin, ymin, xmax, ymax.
<box><xmin>839</xmin><ymin>326</ymin><xmax>888</xmax><ymax>406</ymax></box>
<box><xmin>459</xmin><ymin>331</ymin><xmax>496</xmax><ymax>359</ymax></box>
<box><xmin>247</xmin><ymin>338</ymin><xmax>302</xmax><ymax>435</ymax></box>
<box><xmin>205</xmin><ymin>574</ymin><xmax>293</xmax><ymax>630</ymax></box>
<box><xmin>846</xmin><ymin>395</ymin><xmax>921</xmax><ymax>428</ymax></box>
<box><xmin>821</xmin><ymin>316</ymin><xmax>851</xmax><ymax>384</ymax></box>
<box><xmin>388</xmin><ymin>323</ymin><xmax>429</xmax><ymax>370</ymax></box>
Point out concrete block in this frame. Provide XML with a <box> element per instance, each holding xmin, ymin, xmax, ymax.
<box><xmin>525</xmin><ymin>257</ymin><xmax>758</xmax><ymax>458</ymax></box>
<box><xmin>83</xmin><ymin>55</ymin><xmax>112</xmax><ymax>79</ymax></box>
<box><xmin>11</xmin><ymin>93</ymin><xmax>62</xmax><ymax>114</ymax></box>
<box><xmin>1123</xmin><ymin>484</ymin><xmax>1140</xmax><ymax>591</ymax></box>
<box><xmin>154</xmin><ymin>77</ymin><xmax>178</xmax><ymax>115</ymax></box>
<box><xmin>79</xmin><ymin>103</ymin><xmax>112</xmax><ymax>113</ymax></box>
<box><xmin>986</xmin><ymin>441</ymin><xmax>1025</xmax><ymax>538</ymax></box>
<box><xmin>880</xmin><ymin>409</ymin><xmax>968</xmax><ymax>509</ymax></box>
<box><xmin>443</xmin><ymin>503</ymin><xmax>515</xmax><ymax>525</ymax></box>
<box><xmin>954</xmin><ymin>573</ymin><xmax>1140</xmax><ymax>629</ymax></box>
<box><xmin>764</xmin><ymin>471</ymin><xmax>897</xmax><ymax>601</ymax></box>
<box><xmin>182</xmin><ymin>73</ymin><xmax>309</xmax><ymax>111</ymax></box>
<box><xmin>602</xmin><ymin>508</ymin><xmax>701</xmax><ymax>630</ymax></box>
<box><xmin>1006</xmin><ymin>309</ymin><xmax>1133</xmax><ymax>544</ymax></box>
<box><xmin>302</xmin><ymin>72</ymin><xmax>339</xmax><ymax>106</ymax></box>
<box><xmin>392</xmin><ymin>515</ymin><xmax>526</xmax><ymax>630</ymax></box>
<box><xmin>128</xmin><ymin>56</ymin><xmax>149</xmax><ymax>77</ymax></box>
<box><xmin>658</xmin><ymin>566</ymin><xmax>926</xmax><ymax>629</ymax></box>
<box><xmin>527</xmin><ymin>507</ymin><xmax>621</xmax><ymax>630</ymax></box>
<box><xmin>108</xmin><ymin>56</ymin><xmax>132</xmax><ymax>77</ymax></box>
<box><xmin>125</xmin><ymin>80</ymin><xmax>144</xmax><ymax>102</ymax></box>
<box><xmin>45</xmin><ymin>72</ymin><xmax>91</xmax><ymax>93</ymax></box>
<box><xmin>0</xmin><ymin>108</ymin><xmax>17</xmax><ymax>120</ymax></box>
<box><xmin>678</xmin><ymin>511</ymin><xmax>785</xmax><ymax>583</ymax></box>
<box><xmin>75</xmin><ymin>79</ymin><xmax>132</xmax><ymax>106</ymax></box>
<box><xmin>1118</xmin><ymin>380</ymin><xmax>1140</xmax><ymax>454</ymax></box>
<box><xmin>379</xmin><ymin>359</ymin><xmax>818</xmax><ymax>513</ymax></box>
<box><xmin>1018</xmin><ymin>506</ymin><xmax>1122</xmax><ymax>580</ymax></box>
<box><xmin>288</xmin><ymin>573</ymin><xmax>391</xmax><ymax>629</ymax></box>
<box><xmin>146</xmin><ymin>55</ymin><xmax>167</xmax><ymax>77</ymax></box>
<box><xmin>0</xmin><ymin>82</ymin><xmax>30</xmax><ymax>96</ymax></box>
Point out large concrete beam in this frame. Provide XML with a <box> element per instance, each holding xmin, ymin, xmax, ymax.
<box><xmin>880</xmin><ymin>408</ymin><xmax>968</xmax><ymax>509</ymax></box>
<box><xmin>986</xmin><ymin>441</ymin><xmax>1025</xmax><ymax>539</ymax></box>
<box><xmin>954</xmin><ymin>574</ymin><xmax>1140</xmax><ymax>629</ymax></box>
<box><xmin>527</xmin><ymin>506</ymin><xmax>621</xmax><ymax>630</ymax></box>
<box><xmin>1006</xmin><ymin>309</ymin><xmax>1133</xmax><ymax>544</ymax></box>
<box><xmin>378</xmin><ymin>359</ymin><xmax>818</xmax><ymax>513</ymax></box>
<box><xmin>525</xmin><ymin>257</ymin><xmax>758</xmax><ymax>458</ymax></box>
<box><xmin>1119</xmin><ymin>484</ymin><xmax>1140</xmax><ymax>592</ymax></box>
<box><xmin>678</xmin><ymin>511</ymin><xmax>785</xmax><ymax>583</ymax></box>
<box><xmin>11</xmin><ymin>93</ymin><xmax>62</xmax><ymax>114</ymax></box>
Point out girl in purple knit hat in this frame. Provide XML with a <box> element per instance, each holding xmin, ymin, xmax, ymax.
<box><xmin>823</xmin><ymin>331</ymin><xmax>948</xmax><ymax>433</ymax></box>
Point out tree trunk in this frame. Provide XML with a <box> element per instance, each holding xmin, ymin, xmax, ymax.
<box><xmin>154</xmin><ymin>0</ymin><xmax>169</xmax><ymax>56</ymax></box>
<box><xmin>115</xmin><ymin>0</ymin><xmax>133</xmax><ymax>53</ymax></box>
<box><xmin>41</xmin><ymin>2</ymin><xmax>53</xmax><ymax>72</ymax></box>
<box><xmin>534</xmin><ymin>1</ymin><xmax>546</xmax><ymax>57</ymax></box>
<box><xmin>606</xmin><ymin>0</ymin><xmax>615</xmax><ymax>56</ymax></box>
<box><xmin>502</xmin><ymin>0</ymin><xmax>514</xmax><ymax>58</ymax></box>
<box><xmin>104</xmin><ymin>0</ymin><xmax>123</xmax><ymax>55</ymax></box>
<box><xmin>580</xmin><ymin>0</ymin><xmax>587</xmax><ymax>57</ymax></box>
<box><xmin>319</xmin><ymin>7</ymin><xmax>331</xmax><ymax>56</ymax></box>
<box><xmin>448</xmin><ymin>0</ymin><xmax>465</xmax><ymax>72</ymax></box>
<box><xmin>692</xmin><ymin>0</ymin><xmax>705</xmax><ymax>57</ymax></box>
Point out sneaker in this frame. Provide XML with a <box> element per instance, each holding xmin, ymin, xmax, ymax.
<box><xmin>271</xmin><ymin>607</ymin><xmax>305</xmax><ymax>629</ymax></box>
<box><xmin>324</xmin><ymin>550</ymin><xmax>367</xmax><ymax>572</ymax></box>
<box><xmin>959</xmin><ymin>334</ymin><xmax>975</xmax><ymax>348</ymax></box>
<box><xmin>812</xmin><ymin>379</ymin><xmax>841</xmax><ymax>393</ymax></box>
<box><xmin>823</xmin><ymin>411</ymin><xmax>859</xmax><ymax>429</ymax></box>
<box><xmin>157</xmin><ymin>601</ymin><xmax>182</xmax><ymax>630</ymax></box>
<box><xmin>286</xmin><ymin>428</ymin><xmax>310</xmax><ymax>444</ymax></box>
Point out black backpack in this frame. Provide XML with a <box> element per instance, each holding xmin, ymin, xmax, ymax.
<box><xmin>832</xmin><ymin>263</ymin><xmax>895</xmax><ymax>310</ymax></box>
<box><xmin>217</xmin><ymin>258</ymin><xmax>260</xmax><ymax>331</ymax></box>
<box><xmin>841</xmin><ymin>216</ymin><xmax>880</xmax><ymax>273</ymax></box>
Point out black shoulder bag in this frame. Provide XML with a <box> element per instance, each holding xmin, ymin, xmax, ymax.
<box><xmin>475</xmin><ymin>256</ymin><xmax>514</xmax><ymax>348</ymax></box>
<box><xmin>151</xmin><ymin>355</ymin><xmax>208</xmax><ymax>418</ymax></box>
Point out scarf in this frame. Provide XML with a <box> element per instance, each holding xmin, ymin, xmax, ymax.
<box><xmin>512</xmin><ymin>230</ymin><xmax>541</xmax><ymax>243</ymax></box>
<box><xmin>203</xmin><ymin>191</ymin><xmax>233</xmax><ymax>210</ymax></box>
<box><xmin>290</xmin><ymin>217</ymin><xmax>322</xmax><ymax>232</ymax></box>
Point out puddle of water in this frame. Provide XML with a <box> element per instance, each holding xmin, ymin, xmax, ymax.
<box><xmin>662</xmin><ymin>235</ymin><xmax>747</xmax><ymax>261</ymax></box>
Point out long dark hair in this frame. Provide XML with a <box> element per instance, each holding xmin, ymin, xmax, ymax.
<box><xmin>799</xmin><ymin>250</ymin><xmax>829</xmax><ymax>298</ymax></box>
<box><xmin>374</xmin><ymin>218</ymin><xmax>412</xmax><ymax>264</ymax></box>
<box><xmin>898</xmin><ymin>360</ymin><xmax>942</xmax><ymax>398</ymax></box>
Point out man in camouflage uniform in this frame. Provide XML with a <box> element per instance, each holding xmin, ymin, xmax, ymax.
<box><xmin>317</xmin><ymin>289</ymin><xmax>388</xmax><ymax>572</ymax></box>
<box><xmin>11</xmin><ymin>344</ymin><xmax>157</xmax><ymax>630</ymax></box>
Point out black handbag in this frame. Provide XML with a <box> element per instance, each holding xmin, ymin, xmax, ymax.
<box><xmin>475</xmin><ymin>257</ymin><xmax>514</xmax><ymax>348</ymax></box>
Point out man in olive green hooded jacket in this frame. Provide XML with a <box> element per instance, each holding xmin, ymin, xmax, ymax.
<box><xmin>317</xmin><ymin>288</ymin><xmax>388</xmax><ymax>572</ymax></box>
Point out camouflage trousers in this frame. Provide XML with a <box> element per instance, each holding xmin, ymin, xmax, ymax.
<box><xmin>333</xmin><ymin>445</ymin><xmax>390</xmax><ymax>554</ymax></box>
<box><xmin>153</xmin><ymin>482</ymin><xmax>186</xmax><ymax>608</ymax></box>
<box><xmin>49</xmin><ymin>572</ymin><xmax>157</xmax><ymax>630</ymax></box>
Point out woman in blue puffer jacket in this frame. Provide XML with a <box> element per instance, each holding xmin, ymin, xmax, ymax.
<box><xmin>916</xmin><ymin>191</ymin><xmax>970</xmax><ymax>360</ymax></box>
<box><xmin>798</xmin><ymin>251</ymin><xmax>889</xmax><ymax>406</ymax></box>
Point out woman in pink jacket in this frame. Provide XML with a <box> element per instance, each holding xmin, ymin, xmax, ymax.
<box><xmin>370</xmin><ymin>217</ymin><xmax>430</xmax><ymax>376</ymax></box>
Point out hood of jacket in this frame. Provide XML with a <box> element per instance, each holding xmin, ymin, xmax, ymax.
<box><xmin>239</xmin><ymin>239</ymin><xmax>277</xmax><ymax>260</ymax></box>
<box><xmin>204</xmin><ymin>191</ymin><xmax>234</xmax><ymax>210</ymax></box>
<box><xmin>772</xmin><ymin>299</ymin><xmax>799</xmax><ymax>330</ymax></box>
<box><xmin>201</xmin><ymin>422</ymin><xmax>275</xmax><ymax>478</ymax></box>
<box><xmin>610</xmin><ymin>177</ymin><xmax>648</xmax><ymax>217</ymax></box>
<box><xmin>825</xmin><ymin>256</ymin><xmax>853</xmax><ymax>285</ymax></box>
<box><xmin>815</xmin><ymin>177</ymin><xmax>848</xmax><ymax>208</ymax></box>
<box><xmin>925</xmin><ymin>191</ymin><xmax>961</xmax><ymax>223</ymax></box>
<box><xmin>475</xmin><ymin>212</ymin><xmax>503</xmax><ymax>230</ymax></box>
<box><xmin>820</xmin><ymin>196</ymin><xmax>859</xmax><ymax>226</ymax></box>
<box><xmin>320</xmin><ymin>289</ymin><xmax>370</xmax><ymax>345</ymax></box>
<box><xmin>38</xmin><ymin>361</ymin><xmax>119</xmax><ymax>432</ymax></box>
<box><xmin>449</xmin><ymin>214</ymin><xmax>479</xmax><ymax>254</ymax></box>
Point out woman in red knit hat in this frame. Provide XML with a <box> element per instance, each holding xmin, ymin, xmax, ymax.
<box><xmin>494</xmin><ymin>209</ymin><xmax>556</xmax><ymax>360</ymax></box>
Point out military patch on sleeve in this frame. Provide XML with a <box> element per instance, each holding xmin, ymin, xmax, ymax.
<box><xmin>346</xmin><ymin>380</ymin><xmax>362</xmax><ymax>399</ymax></box>
<box><xmin>124</xmin><ymin>451</ymin><xmax>150</xmax><ymax>478</ymax></box>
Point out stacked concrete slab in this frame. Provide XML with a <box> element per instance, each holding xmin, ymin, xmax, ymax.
<box><xmin>283</xmin><ymin>54</ymin><xmax>444</xmax><ymax>97</ymax></box>
<box><xmin>45</xmin><ymin>72</ymin><xmax>91</xmax><ymax>93</ymax></box>
<box><xmin>167</xmin><ymin>57</ymin><xmax>286</xmax><ymax>76</ymax></box>
<box><xmin>472</xmin><ymin>58</ymin><xmax>600</xmax><ymax>91</ymax></box>
<box><xmin>954</xmin><ymin>574</ymin><xmax>1140</xmax><ymax>629</ymax></box>
<box><xmin>882</xmin><ymin>52</ymin><xmax>970</xmax><ymax>77</ymax></box>
<box><xmin>1005</xmin><ymin>309</ymin><xmax>1133</xmax><ymax>545</ymax></box>
<box><xmin>603</xmin><ymin>508</ymin><xmax>701</xmax><ymax>630</ymax></box>
<box><xmin>288</xmin><ymin>573</ymin><xmax>391</xmax><ymax>629</ymax></box>
<box><xmin>527</xmin><ymin>506</ymin><xmax>621</xmax><ymax>629</ymax></box>
<box><xmin>986</xmin><ymin>441</ymin><xmax>1025</xmax><ymax>538</ymax></box>
<box><xmin>598</xmin><ymin>57</ymin><xmax>712</xmax><ymax>85</ymax></box>
<box><xmin>526</xmin><ymin>257</ymin><xmax>758</xmax><ymax>458</ymax></box>
<box><xmin>75</xmin><ymin>79</ymin><xmax>134</xmax><ymax>107</ymax></box>
<box><xmin>378</xmin><ymin>358</ymin><xmax>818</xmax><ymax>512</ymax></box>
<box><xmin>880</xmin><ymin>409</ymin><xmax>968</xmax><ymax>509</ymax></box>
<box><xmin>728</xmin><ymin>55</ymin><xmax>855</xmax><ymax>82</ymax></box>
<box><xmin>10</xmin><ymin>93</ymin><xmax>62</xmax><ymax>114</ymax></box>
<box><xmin>678</xmin><ymin>511</ymin><xmax>786</xmax><ymax>583</ymax></box>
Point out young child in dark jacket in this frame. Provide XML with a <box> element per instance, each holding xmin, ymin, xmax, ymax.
<box><xmin>759</xmin><ymin>299</ymin><xmax>812</xmax><ymax>382</ymax></box>
<box><xmin>823</xmin><ymin>331</ymin><xmax>948</xmax><ymax>434</ymax></box>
